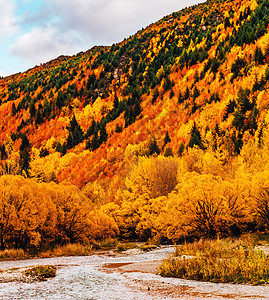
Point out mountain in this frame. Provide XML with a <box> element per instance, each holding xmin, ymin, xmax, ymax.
<box><xmin>1</xmin><ymin>0</ymin><xmax>269</xmax><ymax>248</ymax></box>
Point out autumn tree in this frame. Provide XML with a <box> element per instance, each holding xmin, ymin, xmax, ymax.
<box><xmin>116</xmin><ymin>156</ymin><xmax>178</xmax><ymax>239</ymax></box>
<box><xmin>256</xmin><ymin>187</ymin><xmax>269</xmax><ymax>228</ymax></box>
<box><xmin>168</xmin><ymin>173</ymin><xmax>254</xmax><ymax>239</ymax></box>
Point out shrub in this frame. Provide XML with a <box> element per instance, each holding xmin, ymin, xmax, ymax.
<box><xmin>159</xmin><ymin>238</ymin><xmax>269</xmax><ymax>284</ymax></box>
<box><xmin>115</xmin><ymin>242</ymin><xmax>137</xmax><ymax>252</ymax></box>
<box><xmin>0</xmin><ymin>249</ymin><xmax>27</xmax><ymax>260</ymax></box>
<box><xmin>24</xmin><ymin>265</ymin><xmax>57</xmax><ymax>281</ymax></box>
<box><xmin>39</xmin><ymin>243</ymin><xmax>92</xmax><ymax>258</ymax></box>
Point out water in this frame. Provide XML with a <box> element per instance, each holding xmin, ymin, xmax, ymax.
<box><xmin>0</xmin><ymin>247</ymin><xmax>174</xmax><ymax>300</ymax></box>
<box><xmin>2</xmin><ymin>247</ymin><xmax>268</xmax><ymax>300</ymax></box>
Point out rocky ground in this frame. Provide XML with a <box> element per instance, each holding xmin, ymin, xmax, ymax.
<box><xmin>102</xmin><ymin>248</ymin><xmax>269</xmax><ymax>300</ymax></box>
<box><xmin>1</xmin><ymin>246</ymin><xmax>269</xmax><ymax>299</ymax></box>
<box><xmin>0</xmin><ymin>268</ymin><xmax>34</xmax><ymax>283</ymax></box>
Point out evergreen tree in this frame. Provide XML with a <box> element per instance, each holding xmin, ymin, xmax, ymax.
<box><xmin>232</xmin><ymin>111</ymin><xmax>245</xmax><ymax>132</ymax></box>
<box><xmin>152</xmin><ymin>89</ymin><xmax>159</xmax><ymax>104</ymax></box>
<box><xmin>178</xmin><ymin>91</ymin><xmax>184</xmax><ymax>104</ymax></box>
<box><xmin>73</xmin><ymin>126</ymin><xmax>84</xmax><ymax>146</ymax></box>
<box><xmin>99</xmin><ymin>124</ymin><xmax>108</xmax><ymax>144</ymax></box>
<box><xmin>234</xmin><ymin>137</ymin><xmax>243</xmax><ymax>154</ymax></box>
<box><xmin>90</xmin><ymin>132</ymin><xmax>100</xmax><ymax>151</ymax></box>
<box><xmin>237</xmin><ymin>87</ymin><xmax>253</xmax><ymax>114</ymax></box>
<box><xmin>11</xmin><ymin>103</ymin><xmax>16</xmax><ymax>116</ymax></box>
<box><xmin>66</xmin><ymin>115</ymin><xmax>84</xmax><ymax>149</ymax></box>
<box><xmin>149</xmin><ymin>138</ymin><xmax>160</xmax><ymax>156</ymax></box>
<box><xmin>86</xmin><ymin>119</ymin><xmax>97</xmax><ymax>138</ymax></box>
<box><xmin>164</xmin><ymin>147</ymin><xmax>173</xmax><ymax>157</ymax></box>
<box><xmin>42</xmin><ymin>99</ymin><xmax>52</xmax><ymax>118</ymax></box>
<box><xmin>178</xmin><ymin>143</ymin><xmax>184</xmax><ymax>156</ymax></box>
<box><xmin>19</xmin><ymin>134</ymin><xmax>30</xmax><ymax>176</ymax></box>
<box><xmin>115</xmin><ymin>124</ymin><xmax>122</xmax><ymax>133</ymax></box>
<box><xmin>184</xmin><ymin>87</ymin><xmax>190</xmax><ymax>100</ymax></box>
<box><xmin>20</xmin><ymin>149</ymin><xmax>30</xmax><ymax>176</ymax></box>
<box><xmin>0</xmin><ymin>144</ymin><xmax>7</xmax><ymax>160</ymax></box>
<box><xmin>56</xmin><ymin>91</ymin><xmax>65</xmax><ymax>109</ymax></box>
<box><xmin>66</xmin><ymin>132</ymin><xmax>74</xmax><ymax>150</ymax></box>
<box><xmin>223</xmin><ymin>100</ymin><xmax>236</xmax><ymax>120</ymax></box>
<box><xmin>40</xmin><ymin>148</ymin><xmax>49</xmax><ymax>158</ymax></box>
<box><xmin>35</xmin><ymin>109</ymin><xmax>43</xmax><ymax>125</ymax></box>
<box><xmin>169</xmin><ymin>89</ymin><xmax>175</xmax><ymax>99</ymax></box>
<box><xmin>20</xmin><ymin>134</ymin><xmax>30</xmax><ymax>150</ymax></box>
<box><xmin>254</xmin><ymin>47</ymin><xmax>265</xmax><ymax>64</ymax></box>
<box><xmin>29</xmin><ymin>99</ymin><xmax>36</xmax><ymax>117</ymax></box>
<box><xmin>113</xmin><ymin>95</ymin><xmax>119</xmax><ymax>110</ymax></box>
<box><xmin>188</xmin><ymin>123</ymin><xmax>203</xmax><ymax>149</ymax></box>
<box><xmin>163</xmin><ymin>131</ymin><xmax>171</xmax><ymax>146</ymax></box>
<box><xmin>192</xmin><ymin>86</ymin><xmax>200</xmax><ymax>100</ymax></box>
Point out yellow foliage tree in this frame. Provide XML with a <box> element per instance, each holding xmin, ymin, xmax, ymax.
<box><xmin>168</xmin><ymin>172</ymin><xmax>254</xmax><ymax>239</ymax></box>
<box><xmin>117</xmin><ymin>156</ymin><xmax>178</xmax><ymax>239</ymax></box>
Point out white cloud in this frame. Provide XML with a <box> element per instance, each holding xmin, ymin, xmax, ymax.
<box><xmin>47</xmin><ymin>0</ymin><xmax>203</xmax><ymax>44</ymax></box>
<box><xmin>0</xmin><ymin>0</ymin><xmax>18</xmax><ymax>39</ymax></box>
<box><xmin>10</xmin><ymin>25</ymin><xmax>83</xmax><ymax>65</ymax></box>
<box><xmin>10</xmin><ymin>0</ymin><xmax>204</xmax><ymax>66</ymax></box>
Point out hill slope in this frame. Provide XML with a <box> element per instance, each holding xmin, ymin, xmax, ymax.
<box><xmin>0</xmin><ymin>0</ymin><xmax>268</xmax><ymax>187</ymax></box>
<box><xmin>1</xmin><ymin>0</ymin><xmax>269</xmax><ymax>247</ymax></box>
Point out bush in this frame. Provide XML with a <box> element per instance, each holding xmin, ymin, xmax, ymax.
<box><xmin>40</xmin><ymin>243</ymin><xmax>92</xmax><ymax>258</ymax></box>
<box><xmin>159</xmin><ymin>238</ymin><xmax>269</xmax><ymax>284</ymax></box>
<box><xmin>0</xmin><ymin>249</ymin><xmax>27</xmax><ymax>260</ymax></box>
<box><xmin>92</xmin><ymin>238</ymin><xmax>119</xmax><ymax>250</ymax></box>
<box><xmin>115</xmin><ymin>242</ymin><xmax>137</xmax><ymax>252</ymax></box>
<box><xmin>24</xmin><ymin>265</ymin><xmax>57</xmax><ymax>281</ymax></box>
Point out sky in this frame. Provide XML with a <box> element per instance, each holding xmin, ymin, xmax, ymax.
<box><xmin>0</xmin><ymin>0</ymin><xmax>205</xmax><ymax>77</ymax></box>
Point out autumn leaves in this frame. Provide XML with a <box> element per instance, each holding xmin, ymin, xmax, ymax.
<box><xmin>0</xmin><ymin>176</ymin><xmax>118</xmax><ymax>250</ymax></box>
<box><xmin>103</xmin><ymin>155</ymin><xmax>255</xmax><ymax>242</ymax></box>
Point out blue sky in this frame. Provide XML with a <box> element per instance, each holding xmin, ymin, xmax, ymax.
<box><xmin>0</xmin><ymin>0</ymin><xmax>204</xmax><ymax>76</ymax></box>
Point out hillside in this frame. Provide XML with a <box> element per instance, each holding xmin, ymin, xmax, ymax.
<box><xmin>1</xmin><ymin>0</ymin><xmax>269</xmax><ymax>249</ymax></box>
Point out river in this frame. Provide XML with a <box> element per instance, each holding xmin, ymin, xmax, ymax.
<box><xmin>0</xmin><ymin>247</ymin><xmax>174</xmax><ymax>300</ymax></box>
<box><xmin>1</xmin><ymin>246</ymin><xmax>269</xmax><ymax>300</ymax></box>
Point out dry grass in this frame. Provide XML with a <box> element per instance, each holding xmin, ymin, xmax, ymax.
<box><xmin>159</xmin><ymin>237</ymin><xmax>269</xmax><ymax>284</ymax></box>
<box><xmin>24</xmin><ymin>265</ymin><xmax>56</xmax><ymax>281</ymax></box>
<box><xmin>115</xmin><ymin>242</ymin><xmax>137</xmax><ymax>252</ymax></box>
<box><xmin>92</xmin><ymin>238</ymin><xmax>119</xmax><ymax>250</ymax></box>
<box><xmin>0</xmin><ymin>239</ymin><xmax>139</xmax><ymax>260</ymax></box>
<box><xmin>39</xmin><ymin>243</ymin><xmax>93</xmax><ymax>258</ymax></box>
<box><xmin>0</xmin><ymin>249</ymin><xmax>27</xmax><ymax>260</ymax></box>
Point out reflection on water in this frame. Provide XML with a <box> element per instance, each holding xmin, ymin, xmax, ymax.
<box><xmin>0</xmin><ymin>247</ymin><xmax>174</xmax><ymax>300</ymax></box>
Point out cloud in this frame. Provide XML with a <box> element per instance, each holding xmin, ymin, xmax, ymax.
<box><xmin>10</xmin><ymin>0</ymin><xmax>204</xmax><ymax>65</ymax></box>
<box><xmin>0</xmin><ymin>0</ymin><xmax>18</xmax><ymax>39</ymax></box>
<box><xmin>10</xmin><ymin>25</ymin><xmax>83</xmax><ymax>65</ymax></box>
<box><xmin>47</xmin><ymin>0</ymin><xmax>203</xmax><ymax>44</ymax></box>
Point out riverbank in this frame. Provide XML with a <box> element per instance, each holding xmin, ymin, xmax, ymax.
<box><xmin>1</xmin><ymin>246</ymin><xmax>269</xmax><ymax>299</ymax></box>
<box><xmin>101</xmin><ymin>248</ymin><xmax>269</xmax><ymax>300</ymax></box>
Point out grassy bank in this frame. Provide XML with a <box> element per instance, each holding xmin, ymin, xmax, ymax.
<box><xmin>0</xmin><ymin>238</ymin><xmax>159</xmax><ymax>261</ymax></box>
<box><xmin>159</xmin><ymin>235</ymin><xmax>269</xmax><ymax>285</ymax></box>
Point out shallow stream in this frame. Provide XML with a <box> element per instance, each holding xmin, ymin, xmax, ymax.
<box><xmin>1</xmin><ymin>246</ymin><xmax>269</xmax><ymax>300</ymax></box>
<box><xmin>0</xmin><ymin>247</ymin><xmax>174</xmax><ymax>299</ymax></box>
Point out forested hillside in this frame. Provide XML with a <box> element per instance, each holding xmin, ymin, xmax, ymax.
<box><xmin>1</xmin><ymin>0</ymin><xmax>269</xmax><ymax>250</ymax></box>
